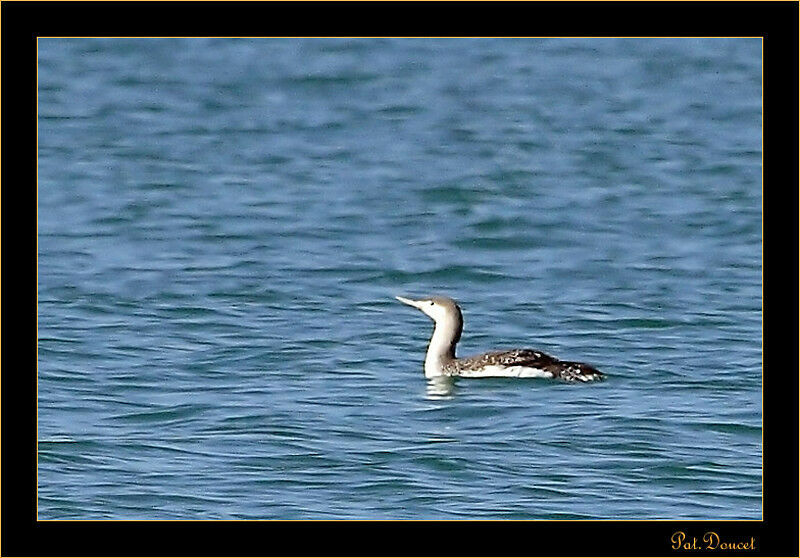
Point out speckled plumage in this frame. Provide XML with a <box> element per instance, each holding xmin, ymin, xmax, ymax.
<box><xmin>442</xmin><ymin>348</ymin><xmax>604</xmax><ymax>382</ymax></box>
<box><xmin>396</xmin><ymin>295</ymin><xmax>605</xmax><ymax>383</ymax></box>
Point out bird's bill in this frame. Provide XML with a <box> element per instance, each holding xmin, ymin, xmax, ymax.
<box><xmin>395</xmin><ymin>295</ymin><xmax>425</xmax><ymax>310</ymax></box>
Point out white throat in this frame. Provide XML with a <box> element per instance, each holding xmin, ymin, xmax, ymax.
<box><xmin>424</xmin><ymin>319</ymin><xmax>458</xmax><ymax>378</ymax></box>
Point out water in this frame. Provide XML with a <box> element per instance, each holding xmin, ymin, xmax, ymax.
<box><xmin>37</xmin><ymin>38</ymin><xmax>762</xmax><ymax>520</ymax></box>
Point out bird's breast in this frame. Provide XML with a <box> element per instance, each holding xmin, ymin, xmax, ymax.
<box><xmin>454</xmin><ymin>365</ymin><xmax>555</xmax><ymax>378</ymax></box>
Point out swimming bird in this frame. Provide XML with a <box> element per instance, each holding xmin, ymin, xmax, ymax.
<box><xmin>395</xmin><ymin>295</ymin><xmax>604</xmax><ymax>382</ymax></box>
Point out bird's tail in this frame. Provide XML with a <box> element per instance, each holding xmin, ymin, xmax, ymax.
<box><xmin>554</xmin><ymin>361</ymin><xmax>605</xmax><ymax>382</ymax></box>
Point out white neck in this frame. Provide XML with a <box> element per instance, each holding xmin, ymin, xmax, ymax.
<box><xmin>424</xmin><ymin>319</ymin><xmax>459</xmax><ymax>378</ymax></box>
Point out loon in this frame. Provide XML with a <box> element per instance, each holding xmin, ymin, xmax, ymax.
<box><xmin>396</xmin><ymin>295</ymin><xmax>604</xmax><ymax>382</ymax></box>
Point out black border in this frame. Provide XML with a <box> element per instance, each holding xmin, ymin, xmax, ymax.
<box><xmin>4</xmin><ymin>1</ymin><xmax>797</xmax><ymax>556</ymax></box>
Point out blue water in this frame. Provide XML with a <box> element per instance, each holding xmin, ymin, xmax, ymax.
<box><xmin>37</xmin><ymin>38</ymin><xmax>762</xmax><ymax>520</ymax></box>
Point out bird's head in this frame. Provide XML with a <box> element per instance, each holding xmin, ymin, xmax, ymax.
<box><xmin>395</xmin><ymin>295</ymin><xmax>463</xmax><ymax>327</ymax></box>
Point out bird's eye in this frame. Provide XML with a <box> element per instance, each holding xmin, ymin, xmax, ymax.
<box><xmin>429</xmin><ymin>301</ymin><xmax>434</xmax><ymax>306</ymax></box>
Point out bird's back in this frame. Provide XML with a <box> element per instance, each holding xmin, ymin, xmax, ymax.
<box><xmin>444</xmin><ymin>348</ymin><xmax>604</xmax><ymax>382</ymax></box>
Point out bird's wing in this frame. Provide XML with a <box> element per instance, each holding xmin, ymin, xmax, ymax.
<box><xmin>453</xmin><ymin>348</ymin><xmax>558</xmax><ymax>370</ymax></box>
<box><xmin>454</xmin><ymin>349</ymin><xmax>604</xmax><ymax>382</ymax></box>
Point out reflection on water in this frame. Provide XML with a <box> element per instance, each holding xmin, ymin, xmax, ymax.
<box><xmin>426</xmin><ymin>377</ymin><xmax>456</xmax><ymax>399</ymax></box>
